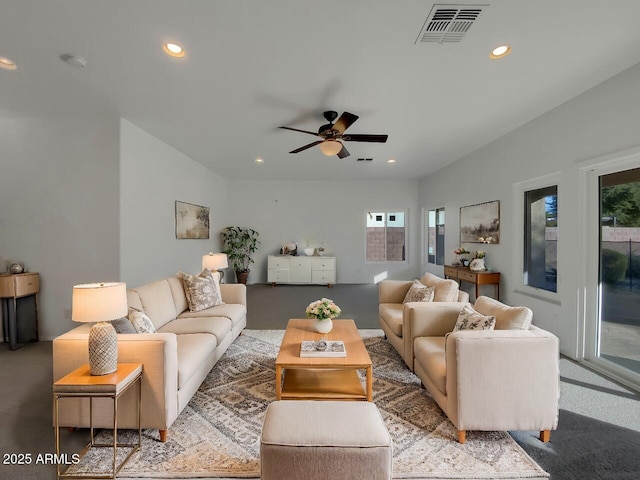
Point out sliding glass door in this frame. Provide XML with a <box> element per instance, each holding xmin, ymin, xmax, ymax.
<box><xmin>598</xmin><ymin>167</ymin><xmax>640</xmax><ymax>375</ymax></box>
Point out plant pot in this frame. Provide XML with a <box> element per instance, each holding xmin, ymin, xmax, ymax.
<box><xmin>313</xmin><ymin>318</ymin><xmax>333</xmax><ymax>334</ymax></box>
<box><xmin>236</xmin><ymin>270</ymin><xmax>249</xmax><ymax>285</ymax></box>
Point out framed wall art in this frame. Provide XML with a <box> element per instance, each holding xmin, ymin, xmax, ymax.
<box><xmin>459</xmin><ymin>200</ymin><xmax>500</xmax><ymax>244</ymax></box>
<box><xmin>175</xmin><ymin>201</ymin><xmax>210</xmax><ymax>239</ymax></box>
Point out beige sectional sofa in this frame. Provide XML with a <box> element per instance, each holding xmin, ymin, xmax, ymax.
<box><xmin>53</xmin><ymin>275</ymin><xmax>246</xmax><ymax>442</ymax></box>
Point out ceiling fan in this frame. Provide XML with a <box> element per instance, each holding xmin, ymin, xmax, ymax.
<box><xmin>279</xmin><ymin>110</ymin><xmax>388</xmax><ymax>158</ymax></box>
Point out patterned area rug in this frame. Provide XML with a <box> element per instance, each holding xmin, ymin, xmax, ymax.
<box><xmin>67</xmin><ymin>330</ymin><xmax>549</xmax><ymax>479</ymax></box>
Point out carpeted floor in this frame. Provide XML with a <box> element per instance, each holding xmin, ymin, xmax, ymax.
<box><xmin>65</xmin><ymin>330</ymin><xmax>548</xmax><ymax>479</ymax></box>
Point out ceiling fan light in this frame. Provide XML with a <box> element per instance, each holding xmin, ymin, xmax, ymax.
<box><xmin>319</xmin><ymin>140</ymin><xmax>342</xmax><ymax>156</ymax></box>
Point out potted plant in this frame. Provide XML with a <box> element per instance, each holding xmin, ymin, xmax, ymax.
<box><xmin>221</xmin><ymin>226</ymin><xmax>260</xmax><ymax>284</ymax></box>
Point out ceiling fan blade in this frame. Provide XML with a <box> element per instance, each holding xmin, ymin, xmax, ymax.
<box><xmin>279</xmin><ymin>126</ymin><xmax>322</xmax><ymax>137</ymax></box>
<box><xmin>290</xmin><ymin>140</ymin><xmax>323</xmax><ymax>154</ymax></box>
<box><xmin>332</xmin><ymin>112</ymin><xmax>359</xmax><ymax>134</ymax></box>
<box><xmin>342</xmin><ymin>134</ymin><xmax>388</xmax><ymax>143</ymax></box>
<box><xmin>337</xmin><ymin>144</ymin><xmax>350</xmax><ymax>158</ymax></box>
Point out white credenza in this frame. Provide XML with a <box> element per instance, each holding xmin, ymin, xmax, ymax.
<box><xmin>267</xmin><ymin>255</ymin><xmax>336</xmax><ymax>287</ymax></box>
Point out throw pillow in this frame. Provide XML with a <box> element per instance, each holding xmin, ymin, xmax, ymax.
<box><xmin>403</xmin><ymin>280</ymin><xmax>435</xmax><ymax>303</ymax></box>
<box><xmin>179</xmin><ymin>269</ymin><xmax>224</xmax><ymax>312</ymax></box>
<box><xmin>128</xmin><ymin>308</ymin><xmax>157</xmax><ymax>334</ymax></box>
<box><xmin>111</xmin><ymin>317</ymin><xmax>137</xmax><ymax>334</ymax></box>
<box><xmin>452</xmin><ymin>304</ymin><xmax>496</xmax><ymax>332</ymax></box>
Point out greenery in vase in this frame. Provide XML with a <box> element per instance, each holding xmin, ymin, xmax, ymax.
<box><xmin>221</xmin><ymin>226</ymin><xmax>260</xmax><ymax>273</ymax></box>
<box><xmin>305</xmin><ymin>298</ymin><xmax>341</xmax><ymax>321</ymax></box>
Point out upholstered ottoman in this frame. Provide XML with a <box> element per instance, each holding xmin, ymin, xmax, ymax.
<box><xmin>260</xmin><ymin>400</ymin><xmax>392</xmax><ymax>480</ymax></box>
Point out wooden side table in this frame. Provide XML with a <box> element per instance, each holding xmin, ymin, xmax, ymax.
<box><xmin>0</xmin><ymin>272</ymin><xmax>39</xmax><ymax>350</ymax></box>
<box><xmin>444</xmin><ymin>265</ymin><xmax>501</xmax><ymax>300</ymax></box>
<box><xmin>53</xmin><ymin>363</ymin><xmax>143</xmax><ymax>480</ymax></box>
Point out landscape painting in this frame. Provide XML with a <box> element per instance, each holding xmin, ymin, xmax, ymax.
<box><xmin>175</xmin><ymin>201</ymin><xmax>210</xmax><ymax>239</ymax></box>
<box><xmin>460</xmin><ymin>200</ymin><xmax>500</xmax><ymax>244</ymax></box>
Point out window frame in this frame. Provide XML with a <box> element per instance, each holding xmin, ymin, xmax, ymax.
<box><xmin>365</xmin><ymin>209</ymin><xmax>409</xmax><ymax>263</ymax></box>
<box><xmin>513</xmin><ymin>172</ymin><xmax>561</xmax><ymax>302</ymax></box>
<box><xmin>426</xmin><ymin>207</ymin><xmax>445</xmax><ymax>265</ymax></box>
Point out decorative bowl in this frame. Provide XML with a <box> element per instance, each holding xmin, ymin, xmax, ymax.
<box><xmin>304</xmin><ymin>248</ymin><xmax>315</xmax><ymax>256</ymax></box>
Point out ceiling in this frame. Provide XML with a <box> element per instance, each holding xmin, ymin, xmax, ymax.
<box><xmin>3</xmin><ymin>0</ymin><xmax>640</xmax><ymax>181</ymax></box>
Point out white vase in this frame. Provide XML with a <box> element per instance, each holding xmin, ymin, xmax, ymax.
<box><xmin>313</xmin><ymin>318</ymin><xmax>333</xmax><ymax>334</ymax></box>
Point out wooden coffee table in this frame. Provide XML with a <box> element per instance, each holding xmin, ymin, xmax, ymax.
<box><xmin>275</xmin><ymin>319</ymin><xmax>373</xmax><ymax>401</ymax></box>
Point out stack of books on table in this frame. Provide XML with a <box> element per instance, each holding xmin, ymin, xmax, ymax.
<box><xmin>300</xmin><ymin>340</ymin><xmax>347</xmax><ymax>358</ymax></box>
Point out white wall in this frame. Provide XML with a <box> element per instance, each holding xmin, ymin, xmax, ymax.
<box><xmin>0</xmin><ymin>117</ymin><xmax>121</xmax><ymax>339</ymax></box>
<box><xmin>419</xmin><ymin>62</ymin><xmax>640</xmax><ymax>358</ymax></box>
<box><xmin>227</xmin><ymin>179</ymin><xmax>421</xmax><ymax>284</ymax></box>
<box><xmin>120</xmin><ymin>119</ymin><xmax>229</xmax><ymax>287</ymax></box>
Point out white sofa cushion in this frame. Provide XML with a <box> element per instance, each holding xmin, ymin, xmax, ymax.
<box><xmin>159</xmin><ymin>316</ymin><xmax>232</xmax><ymax>345</ymax></box>
<box><xmin>419</xmin><ymin>273</ymin><xmax>459</xmax><ymax>302</ymax></box>
<box><xmin>379</xmin><ymin>304</ymin><xmax>403</xmax><ymax>337</ymax></box>
<box><xmin>474</xmin><ymin>296</ymin><xmax>532</xmax><ymax>330</ymax></box>
<box><xmin>132</xmin><ymin>279</ymin><xmax>177</xmax><ymax>329</ymax></box>
<box><xmin>178</xmin><ymin>303</ymin><xmax>247</xmax><ymax>329</ymax></box>
<box><xmin>175</xmin><ymin>334</ymin><xmax>218</xmax><ymax>389</ymax></box>
<box><xmin>413</xmin><ymin>337</ymin><xmax>446</xmax><ymax>395</ymax></box>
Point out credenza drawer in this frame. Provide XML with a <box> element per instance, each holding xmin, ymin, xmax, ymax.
<box><xmin>268</xmin><ymin>257</ymin><xmax>289</xmax><ymax>270</ymax></box>
<box><xmin>268</xmin><ymin>269</ymin><xmax>289</xmax><ymax>283</ymax></box>
<box><xmin>443</xmin><ymin>266</ymin><xmax>457</xmax><ymax>279</ymax></box>
<box><xmin>311</xmin><ymin>258</ymin><xmax>335</xmax><ymax>271</ymax></box>
<box><xmin>312</xmin><ymin>271</ymin><xmax>336</xmax><ymax>284</ymax></box>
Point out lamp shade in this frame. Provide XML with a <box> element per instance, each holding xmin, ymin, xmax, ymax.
<box><xmin>202</xmin><ymin>252</ymin><xmax>228</xmax><ymax>271</ymax></box>
<box><xmin>72</xmin><ymin>282</ymin><xmax>128</xmax><ymax>323</ymax></box>
<box><xmin>319</xmin><ymin>139</ymin><xmax>343</xmax><ymax>156</ymax></box>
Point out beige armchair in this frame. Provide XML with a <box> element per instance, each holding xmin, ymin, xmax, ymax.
<box><xmin>408</xmin><ymin>296</ymin><xmax>559</xmax><ymax>443</ymax></box>
<box><xmin>378</xmin><ymin>273</ymin><xmax>469</xmax><ymax>367</ymax></box>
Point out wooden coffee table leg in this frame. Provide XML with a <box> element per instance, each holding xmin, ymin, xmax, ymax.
<box><xmin>366</xmin><ymin>366</ymin><xmax>373</xmax><ymax>401</ymax></box>
<box><xmin>275</xmin><ymin>365</ymin><xmax>282</xmax><ymax>400</ymax></box>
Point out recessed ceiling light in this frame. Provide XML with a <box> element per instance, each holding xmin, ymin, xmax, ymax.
<box><xmin>0</xmin><ymin>57</ymin><xmax>17</xmax><ymax>71</ymax></box>
<box><xmin>163</xmin><ymin>42</ymin><xmax>185</xmax><ymax>58</ymax></box>
<box><xmin>255</xmin><ymin>158</ymin><xmax>264</xmax><ymax>164</ymax></box>
<box><xmin>489</xmin><ymin>45</ymin><xmax>511</xmax><ymax>60</ymax></box>
<box><xmin>387</xmin><ymin>159</ymin><xmax>396</xmax><ymax>164</ymax></box>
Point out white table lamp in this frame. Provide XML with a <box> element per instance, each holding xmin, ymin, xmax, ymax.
<box><xmin>72</xmin><ymin>282</ymin><xmax>127</xmax><ymax>375</ymax></box>
<box><xmin>202</xmin><ymin>252</ymin><xmax>228</xmax><ymax>282</ymax></box>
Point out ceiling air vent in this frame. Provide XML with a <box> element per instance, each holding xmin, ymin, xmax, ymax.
<box><xmin>416</xmin><ymin>4</ymin><xmax>488</xmax><ymax>44</ymax></box>
<box><xmin>356</xmin><ymin>158</ymin><xmax>373</xmax><ymax>163</ymax></box>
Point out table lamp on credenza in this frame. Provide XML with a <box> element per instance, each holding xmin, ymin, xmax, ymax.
<box><xmin>72</xmin><ymin>282</ymin><xmax>127</xmax><ymax>375</ymax></box>
<box><xmin>202</xmin><ymin>252</ymin><xmax>228</xmax><ymax>283</ymax></box>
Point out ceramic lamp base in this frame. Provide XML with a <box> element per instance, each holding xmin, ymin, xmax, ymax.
<box><xmin>88</xmin><ymin>321</ymin><xmax>118</xmax><ymax>375</ymax></box>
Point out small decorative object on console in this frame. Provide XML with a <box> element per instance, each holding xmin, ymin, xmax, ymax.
<box><xmin>9</xmin><ymin>262</ymin><xmax>24</xmax><ymax>274</ymax></box>
<box><xmin>453</xmin><ymin>247</ymin><xmax>470</xmax><ymax>266</ymax></box>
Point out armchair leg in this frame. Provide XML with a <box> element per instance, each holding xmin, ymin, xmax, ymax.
<box><xmin>457</xmin><ymin>430</ymin><xmax>466</xmax><ymax>444</ymax></box>
<box><xmin>159</xmin><ymin>429</ymin><xmax>168</xmax><ymax>442</ymax></box>
<box><xmin>540</xmin><ymin>430</ymin><xmax>551</xmax><ymax>442</ymax></box>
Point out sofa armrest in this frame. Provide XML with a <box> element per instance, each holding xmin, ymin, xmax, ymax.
<box><xmin>53</xmin><ymin>331</ymin><xmax>179</xmax><ymax>430</ymax></box>
<box><xmin>403</xmin><ymin>302</ymin><xmax>463</xmax><ymax>370</ymax></box>
<box><xmin>220</xmin><ymin>283</ymin><xmax>247</xmax><ymax>306</ymax></box>
<box><xmin>445</xmin><ymin>329</ymin><xmax>559</xmax><ymax>432</ymax></box>
<box><xmin>378</xmin><ymin>280</ymin><xmax>412</xmax><ymax>304</ymax></box>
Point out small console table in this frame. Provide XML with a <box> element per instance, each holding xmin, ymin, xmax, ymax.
<box><xmin>444</xmin><ymin>265</ymin><xmax>500</xmax><ymax>300</ymax></box>
<box><xmin>0</xmin><ymin>272</ymin><xmax>40</xmax><ymax>350</ymax></box>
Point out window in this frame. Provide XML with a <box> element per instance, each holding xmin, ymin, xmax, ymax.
<box><xmin>524</xmin><ymin>185</ymin><xmax>558</xmax><ymax>292</ymax></box>
<box><xmin>427</xmin><ymin>208</ymin><xmax>445</xmax><ymax>265</ymax></box>
<box><xmin>366</xmin><ymin>211</ymin><xmax>406</xmax><ymax>262</ymax></box>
